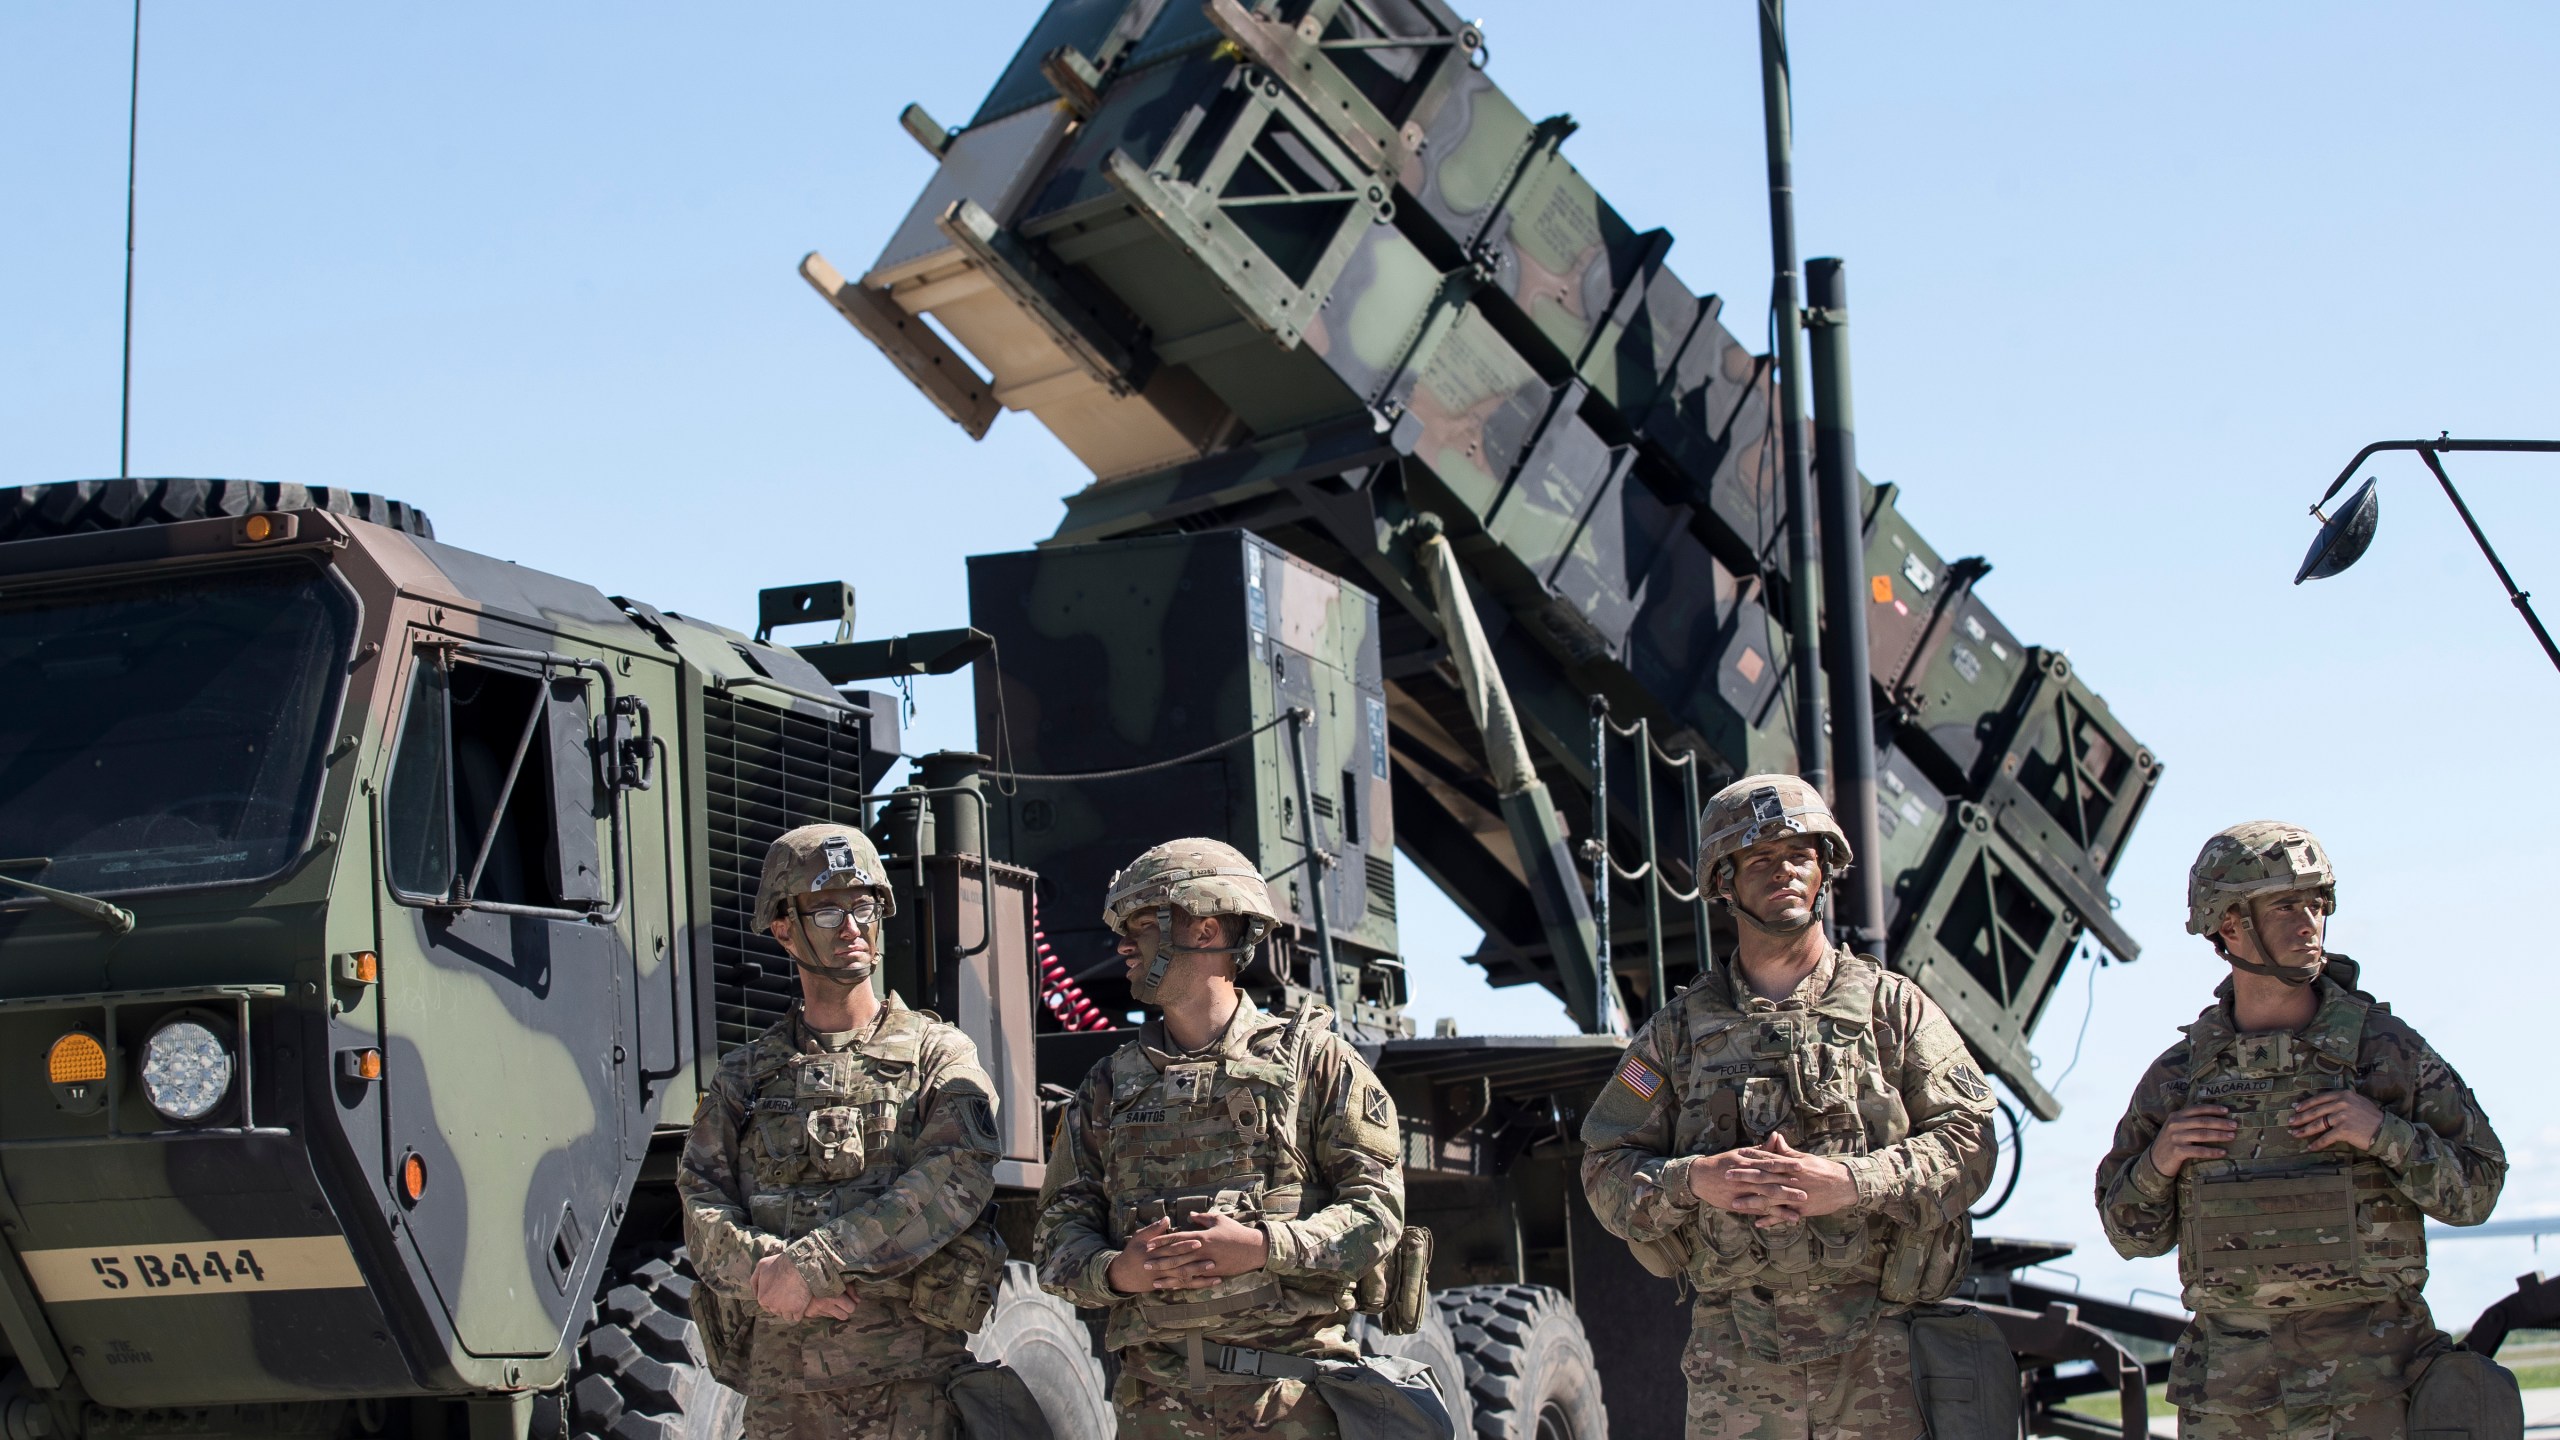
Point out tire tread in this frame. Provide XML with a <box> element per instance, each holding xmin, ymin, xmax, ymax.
<box><xmin>1434</xmin><ymin>1284</ymin><xmax>1607</xmax><ymax>1440</ymax></box>
<box><xmin>0</xmin><ymin>478</ymin><xmax>433</xmax><ymax>544</ymax></box>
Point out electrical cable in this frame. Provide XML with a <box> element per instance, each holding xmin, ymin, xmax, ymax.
<box><xmin>1969</xmin><ymin>1097</ymin><xmax>2025</xmax><ymax>1220</ymax></box>
<box><xmin>988</xmin><ymin>710</ymin><xmax>1298</xmax><ymax>783</ymax></box>
<box><xmin>2048</xmin><ymin>945</ymin><xmax>2102</xmax><ymax>1094</ymax></box>
<box><xmin>1031</xmin><ymin>892</ymin><xmax>1113</xmax><ymax>1031</ymax></box>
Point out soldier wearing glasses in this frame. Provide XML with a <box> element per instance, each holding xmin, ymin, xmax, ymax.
<box><xmin>680</xmin><ymin>824</ymin><xmax>1006</xmax><ymax>1440</ymax></box>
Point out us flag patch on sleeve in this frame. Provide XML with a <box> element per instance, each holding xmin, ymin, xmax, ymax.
<box><xmin>1615</xmin><ymin>1055</ymin><xmax>1664</xmax><ymax>1101</ymax></box>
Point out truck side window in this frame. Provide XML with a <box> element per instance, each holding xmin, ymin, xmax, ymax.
<box><xmin>384</xmin><ymin>655</ymin><xmax>601</xmax><ymax>908</ymax></box>
<box><xmin>384</xmin><ymin>662</ymin><xmax>452</xmax><ymax>896</ymax></box>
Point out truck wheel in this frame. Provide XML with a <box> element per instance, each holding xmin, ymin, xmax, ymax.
<box><xmin>1436</xmin><ymin>1285</ymin><xmax>1607</xmax><ymax>1440</ymax></box>
<box><xmin>1351</xmin><ymin>1307</ymin><xmax>1477</xmax><ymax>1440</ymax></box>
<box><xmin>551</xmin><ymin>1246</ymin><xmax>746</xmax><ymax>1440</ymax></box>
<box><xmin>967</xmin><ymin>1261</ymin><xmax>1114</xmax><ymax>1440</ymax></box>
<box><xmin>0</xmin><ymin>478</ymin><xmax>433</xmax><ymax>542</ymax></box>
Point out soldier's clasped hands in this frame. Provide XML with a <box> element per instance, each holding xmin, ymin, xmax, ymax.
<box><xmin>751</xmin><ymin>1252</ymin><xmax>859</xmax><ymax>1322</ymax></box>
<box><xmin>1106</xmin><ymin>1214</ymin><xmax>1271</xmax><ymax>1293</ymax></box>
<box><xmin>1688</xmin><ymin>1133</ymin><xmax>1858</xmax><ymax>1227</ymax></box>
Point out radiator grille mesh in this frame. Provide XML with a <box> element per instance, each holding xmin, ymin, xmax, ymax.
<box><xmin>705</xmin><ymin>691</ymin><xmax>872</xmax><ymax>1054</ymax></box>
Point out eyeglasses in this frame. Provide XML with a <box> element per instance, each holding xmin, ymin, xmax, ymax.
<box><xmin>797</xmin><ymin>899</ymin><xmax>881</xmax><ymax>930</ymax></box>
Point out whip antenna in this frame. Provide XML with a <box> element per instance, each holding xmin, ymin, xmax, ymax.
<box><xmin>119</xmin><ymin>0</ymin><xmax>142</xmax><ymax>478</ymax></box>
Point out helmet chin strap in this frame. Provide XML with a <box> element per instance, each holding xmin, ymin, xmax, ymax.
<box><xmin>1726</xmin><ymin>895</ymin><xmax>1817</xmax><ymax>937</ymax></box>
<box><xmin>1128</xmin><ymin>904</ymin><xmax>1268</xmax><ymax>1006</ymax></box>
<box><xmin>790</xmin><ymin>910</ymin><xmax>877</xmax><ymax>986</ymax></box>
<box><xmin>1714</xmin><ymin>859</ymin><xmax>1824</xmax><ymax>939</ymax></box>
<box><xmin>1129</xmin><ymin>904</ymin><xmax>1179</xmax><ymax>1005</ymax></box>
<box><xmin>2223</xmin><ymin>914</ymin><xmax>2323</xmax><ymax>987</ymax></box>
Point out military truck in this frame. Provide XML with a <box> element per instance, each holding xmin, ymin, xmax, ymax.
<box><xmin>0</xmin><ymin>480</ymin><xmax>1114</xmax><ymax>1440</ymax></box>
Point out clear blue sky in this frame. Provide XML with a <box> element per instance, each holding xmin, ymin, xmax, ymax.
<box><xmin>7</xmin><ymin>4</ymin><xmax>2557</xmax><ymax>1327</ymax></box>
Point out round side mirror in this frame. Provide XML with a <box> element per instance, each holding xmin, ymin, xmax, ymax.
<box><xmin>2295</xmin><ymin>476</ymin><xmax>2380</xmax><ymax>584</ymax></box>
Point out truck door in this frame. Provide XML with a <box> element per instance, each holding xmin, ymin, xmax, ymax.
<box><xmin>374</xmin><ymin>629</ymin><xmax>632</xmax><ymax>1357</ymax></box>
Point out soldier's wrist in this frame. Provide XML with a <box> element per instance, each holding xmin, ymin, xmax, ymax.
<box><xmin>785</xmin><ymin>1236</ymin><xmax>846</xmax><ymax>1298</ymax></box>
<box><xmin>1092</xmin><ymin>1249</ymin><xmax>1132</xmax><ymax>1298</ymax></box>
<box><xmin>1258</xmin><ymin>1221</ymin><xmax>1300</xmax><ymax>1275</ymax></box>
<box><xmin>1661</xmin><ymin>1156</ymin><xmax>1705</xmax><ymax>1208</ymax></box>
<box><xmin>2129</xmin><ymin>1150</ymin><xmax>2178</xmax><ymax>1203</ymax></box>
<box><xmin>1839</xmin><ymin>1154</ymin><xmax>1885</xmax><ymax>1211</ymax></box>
<box><xmin>2368</xmin><ymin>1112</ymin><xmax>2418</xmax><ymax>1169</ymax></box>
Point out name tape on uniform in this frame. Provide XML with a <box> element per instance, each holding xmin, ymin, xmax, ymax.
<box><xmin>22</xmin><ymin>1235</ymin><xmax>364</xmax><ymax>1303</ymax></box>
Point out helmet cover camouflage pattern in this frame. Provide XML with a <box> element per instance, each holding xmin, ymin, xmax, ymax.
<box><xmin>1102</xmin><ymin>838</ymin><xmax>1276</xmax><ymax>1003</ymax></box>
<box><xmin>1101</xmin><ymin>837</ymin><xmax>1278</xmax><ymax>935</ymax></box>
<box><xmin>753</xmin><ymin>823</ymin><xmax>896</xmax><ymax>930</ymax></box>
<box><xmin>1698</xmin><ymin>773</ymin><xmax>1854</xmax><ymax>884</ymax></box>
<box><xmin>2184</xmin><ymin>821</ymin><xmax>2334</xmax><ymax>937</ymax></box>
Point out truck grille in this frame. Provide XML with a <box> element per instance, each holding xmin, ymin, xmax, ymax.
<box><xmin>704</xmin><ymin>690</ymin><xmax>873</xmax><ymax>1054</ymax></box>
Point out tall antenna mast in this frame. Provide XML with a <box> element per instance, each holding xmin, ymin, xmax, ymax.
<box><xmin>119</xmin><ymin>0</ymin><xmax>142</xmax><ymax>479</ymax></box>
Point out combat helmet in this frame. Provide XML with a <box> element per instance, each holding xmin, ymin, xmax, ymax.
<box><xmin>2185</xmin><ymin>821</ymin><xmax>2333</xmax><ymax>984</ymax></box>
<box><xmin>755</xmin><ymin>823</ymin><xmax>896</xmax><ymax>980</ymax></box>
<box><xmin>1102</xmin><ymin>838</ymin><xmax>1277</xmax><ymax>1004</ymax></box>
<box><xmin>1698</xmin><ymin>774</ymin><xmax>1852</xmax><ymax>938</ymax></box>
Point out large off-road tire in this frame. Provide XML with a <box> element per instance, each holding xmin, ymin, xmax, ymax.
<box><xmin>1352</xmin><ymin>1307</ymin><xmax>1477</xmax><ymax>1440</ymax></box>
<box><xmin>1436</xmin><ymin>1285</ymin><xmax>1607</xmax><ymax>1440</ymax></box>
<box><xmin>967</xmin><ymin>1262</ymin><xmax>1115</xmax><ymax>1440</ymax></box>
<box><xmin>0</xmin><ymin>477</ymin><xmax>433</xmax><ymax>543</ymax></box>
<box><xmin>545</xmin><ymin>1245</ymin><xmax>746</xmax><ymax>1440</ymax></box>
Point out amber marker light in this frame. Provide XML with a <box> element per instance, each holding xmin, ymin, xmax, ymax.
<box><xmin>401</xmin><ymin>1152</ymin><xmax>427</xmax><ymax>1204</ymax></box>
<box><xmin>233</xmin><ymin>512</ymin><xmax>297</xmax><ymax>545</ymax></box>
<box><xmin>338</xmin><ymin>951</ymin><xmax>379</xmax><ymax>985</ymax></box>
<box><xmin>47</xmin><ymin>1032</ymin><xmax>107</xmax><ymax>1085</ymax></box>
<box><xmin>341</xmin><ymin>1048</ymin><xmax>383</xmax><ymax>1081</ymax></box>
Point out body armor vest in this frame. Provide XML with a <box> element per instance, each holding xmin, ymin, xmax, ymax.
<box><xmin>1097</xmin><ymin>1007</ymin><xmax>1348</xmax><ymax>1350</ymax></box>
<box><xmin>1666</xmin><ymin>955</ymin><xmax>1966</xmax><ymax>1302</ymax></box>
<box><xmin>737</xmin><ymin>1004</ymin><xmax>1000</xmax><ymax>1326</ymax></box>
<box><xmin>2175</xmin><ymin>987</ymin><xmax>2426</xmax><ymax>1311</ymax></box>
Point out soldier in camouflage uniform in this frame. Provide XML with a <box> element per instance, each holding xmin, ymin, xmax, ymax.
<box><xmin>1582</xmin><ymin>775</ymin><xmax>1997</xmax><ymax>1440</ymax></box>
<box><xmin>1035</xmin><ymin>838</ymin><xmax>1406</xmax><ymax>1440</ymax></box>
<box><xmin>679</xmin><ymin>824</ymin><xmax>1006</xmax><ymax>1440</ymax></box>
<box><xmin>2096</xmin><ymin>822</ymin><xmax>2505</xmax><ymax>1440</ymax></box>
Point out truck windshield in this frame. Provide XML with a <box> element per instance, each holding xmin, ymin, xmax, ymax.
<box><xmin>0</xmin><ymin>564</ymin><xmax>356</xmax><ymax>896</ymax></box>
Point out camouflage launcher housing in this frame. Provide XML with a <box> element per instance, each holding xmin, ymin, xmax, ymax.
<box><xmin>816</xmin><ymin>0</ymin><xmax>2160</xmax><ymax>1118</ymax></box>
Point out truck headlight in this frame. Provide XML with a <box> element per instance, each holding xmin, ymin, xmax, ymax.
<box><xmin>140</xmin><ymin>1020</ymin><xmax>234</xmax><ymax>1122</ymax></box>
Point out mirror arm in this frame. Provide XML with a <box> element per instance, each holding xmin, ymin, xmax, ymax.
<box><xmin>2412</xmin><ymin>446</ymin><xmax>2560</xmax><ymax>675</ymax></box>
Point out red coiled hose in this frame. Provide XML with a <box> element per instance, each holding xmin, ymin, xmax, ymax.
<box><xmin>1034</xmin><ymin>893</ymin><xmax>1113</xmax><ymax>1031</ymax></box>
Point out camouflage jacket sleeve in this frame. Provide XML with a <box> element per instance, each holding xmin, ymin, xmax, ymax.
<box><xmin>1839</xmin><ymin>981</ymin><xmax>1998</xmax><ymax>1228</ymax></box>
<box><xmin>1033</xmin><ymin>1062</ymin><xmax>1122</xmax><ymax>1309</ymax></box>
<box><xmin>1576</xmin><ymin>1010</ymin><xmax>1695</xmax><ymax>1242</ymax></box>
<box><xmin>2364</xmin><ymin>1019</ymin><xmax>2505</xmax><ymax>1226</ymax></box>
<box><xmin>2093</xmin><ymin>1044</ymin><xmax>2189</xmax><ymax>1259</ymax></box>
<box><xmin>786</xmin><ymin>1028</ymin><xmax>1003</xmax><ymax>1299</ymax></box>
<box><xmin>1262</xmin><ymin>1034</ymin><xmax>1405</xmax><ymax>1281</ymax></box>
<box><xmin>676</xmin><ymin>1056</ymin><xmax>783</xmax><ymax>1302</ymax></box>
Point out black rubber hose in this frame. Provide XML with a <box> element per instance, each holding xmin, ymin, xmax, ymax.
<box><xmin>1969</xmin><ymin>1098</ymin><xmax>2026</xmax><ymax>1220</ymax></box>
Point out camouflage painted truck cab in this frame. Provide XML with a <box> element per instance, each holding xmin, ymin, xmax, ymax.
<box><xmin>0</xmin><ymin>484</ymin><xmax>1064</xmax><ymax>1440</ymax></box>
